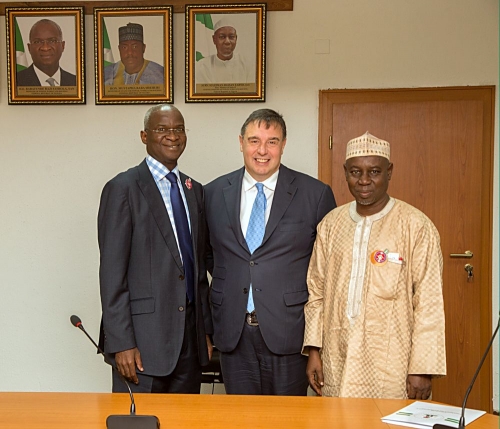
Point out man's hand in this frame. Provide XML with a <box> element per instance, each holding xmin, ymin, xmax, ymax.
<box><xmin>206</xmin><ymin>335</ymin><xmax>214</xmax><ymax>361</ymax></box>
<box><xmin>407</xmin><ymin>374</ymin><xmax>432</xmax><ymax>399</ymax></box>
<box><xmin>115</xmin><ymin>347</ymin><xmax>143</xmax><ymax>384</ymax></box>
<box><xmin>306</xmin><ymin>347</ymin><xmax>324</xmax><ymax>396</ymax></box>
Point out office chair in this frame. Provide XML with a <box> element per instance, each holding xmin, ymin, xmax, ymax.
<box><xmin>201</xmin><ymin>346</ymin><xmax>224</xmax><ymax>393</ymax></box>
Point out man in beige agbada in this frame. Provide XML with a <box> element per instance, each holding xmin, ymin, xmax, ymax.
<box><xmin>303</xmin><ymin>132</ymin><xmax>446</xmax><ymax>399</ymax></box>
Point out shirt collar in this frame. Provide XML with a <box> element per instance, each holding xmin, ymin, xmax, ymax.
<box><xmin>33</xmin><ymin>65</ymin><xmax>62</xmax><ymax>86</ymax></box>
<box><xmin>146</xmin><ymin>155</ymin><xmax>179</xmax><ymax>183</ymax></box>
<box><xmin>349</xmin><ymin>197</ymin><xmax>396</xmax><ymax>223</ymax></box>
<box><xmin>214</xmin><ymin>53</ymin><xmax>237</xmax><ymax>65</ymax></box>
<box><xmin>243</xmin><ymin>168</ymin><xmax>279</xmax><ymax>192</ymax></box>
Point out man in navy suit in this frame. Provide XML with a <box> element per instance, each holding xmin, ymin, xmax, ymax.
<box><xmin>204</xmin><ymin>109</ymin><xmax>336</xmax><ymax>395</ymax></box>
<box><xmin>98</xmin><ymin>104</ymin><xmax>213</xmax><ymax>393</ymax></box>
<box><xmin>16</xmin><ymin>19</ymin><xmax>76</xmax><ymax>87</ymax></box>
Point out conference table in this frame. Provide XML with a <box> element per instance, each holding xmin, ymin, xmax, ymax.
<box><xmin>0</xmin><ymin>392</ymin><xmax>498</xmax><ymax>428</ymax></box>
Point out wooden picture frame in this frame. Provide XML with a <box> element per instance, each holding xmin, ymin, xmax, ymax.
<box><xmin>6</xmin><ymin>7</ymin><xmax>85</xmax><ymax>105</ymax></box>
<box><xmin>94</xmin><ymin>7</ymin><xmax>173</xmax><ymax>105</ymax></box>
<box><xmin>185</xmin><ymin>4</ymin><xmax>266</xmax><ymax>103</ymax></box>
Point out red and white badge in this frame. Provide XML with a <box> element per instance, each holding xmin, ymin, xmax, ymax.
<box><xmin>370</xmin><ymin>250</ymin><xmax>387</xmax><ymax>266</ymax></box>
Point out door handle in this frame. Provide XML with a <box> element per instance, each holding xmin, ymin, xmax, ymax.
<box><xmin>450</xmin><ymin>250</ymin><xmax>473</xmax><ymax>258</ymax></box>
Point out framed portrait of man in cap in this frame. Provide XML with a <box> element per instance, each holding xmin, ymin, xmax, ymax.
<box><xmin>185</xmin><ymin>4</ymin><xmax>266</xmax><ymax>103</ymax></box>
<box><xmin>94</xmin><ymin>7</ymin><xmax>172</xmax><ymax>105</ymax></box>
<box><xmin>6</xmin><ymin>7</ymin><xmax>85</xmax><ymax>105</ymax></box>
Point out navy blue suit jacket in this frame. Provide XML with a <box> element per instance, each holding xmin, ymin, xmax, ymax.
<box><xmin>98</xmin><ymin>160</ymin><xmax>212</xmax><ymax>376</ymax></box>
<box><xmin>16</xmin><ymin>64</ymin><xmax>76</xmax><ymax>86</ymax></box>
<box><xmin>205</xmin><ymin>164</ymin><xmax>336</xmax><ymax>355</ymax></box>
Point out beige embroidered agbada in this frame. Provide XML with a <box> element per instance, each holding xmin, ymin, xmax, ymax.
<box><xmin>303</xmin><ymin>198</ymin><xmax>446</xmax><ymax>398</ymax></box>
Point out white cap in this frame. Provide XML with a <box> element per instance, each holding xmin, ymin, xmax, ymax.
<box><xmin>213</xmin><ymin>17</ymin><xmax>237</xmax><ymax>32</ymax></box>
<box><xmin>345</xmin><ymin>131</ymin><xmax>390</xmax><ymax>161</ymax></box>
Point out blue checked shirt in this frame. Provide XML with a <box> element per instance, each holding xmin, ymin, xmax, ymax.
<box><xmin>146</xmin><ymin>156</ymin><xmax>192</xmax><ymax>259</ymax></box>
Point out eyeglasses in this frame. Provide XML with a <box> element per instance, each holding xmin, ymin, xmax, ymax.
<box><xmin>30</xmin><ymin>38</ymin><xmax>62</xmax><ymax>47</ymax></box>
<box><xmin>147</xmin><ymin>127</ymin><xmax>187</xmax><ymax>136</ymax></box>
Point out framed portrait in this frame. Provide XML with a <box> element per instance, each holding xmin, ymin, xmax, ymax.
<box><xmin>6</xmin><ymin>7</ymin><xmax>85</xmax><ymax>105</ymax></box>
<box><xmin>185</xmin><ymin>4</ymin><xmax>266</xmax><ymax>103</ymax></box>
<box><xmin>94</xmin><ymin>7</ymin><xmax>173</xmax><ymax>105</ymax></box>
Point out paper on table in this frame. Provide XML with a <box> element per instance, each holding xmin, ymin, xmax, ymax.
<box><xmin>381</xmin><ymin>401</ymin><xmax>486</xmax><ymax>429</ymax></box>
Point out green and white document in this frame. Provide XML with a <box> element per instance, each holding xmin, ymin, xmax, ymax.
<box><xmin>381</xmin><ymin>401</ymin><xmax>486</xmax><ymax>429</ymax></box>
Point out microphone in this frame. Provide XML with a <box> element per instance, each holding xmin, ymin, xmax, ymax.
<box><xmin>70</xmin><ymin>315</ymin><xmax>160</xmax><ymax>429</ymax></box>
<box><xmin>433</xmin><ymin>313</ymin><xmax>500</xmax><ymax>429</ymax></box>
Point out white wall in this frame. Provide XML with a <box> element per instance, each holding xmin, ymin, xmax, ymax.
<box><xmin>0</xmin><ymin>0</ymin><xmax>497</xmax><ymax>407</ymax></box>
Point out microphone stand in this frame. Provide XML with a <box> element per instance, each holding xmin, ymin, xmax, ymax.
<box><xmin>434</xmin><ymin>313</ymin><xmax>500</xmax><ymax>429</ymax></box>
<box><xmin>457</xmin><ymin>315</ymin><xmax>499</xmax><ymax>429</ymax></box>
<box><xmin>70</xmin><ymin>315</ymin><xmax>159</xmax><ymax>429</ymax></box>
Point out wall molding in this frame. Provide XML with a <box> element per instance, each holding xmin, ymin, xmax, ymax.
<box><xmin>0</xmin><ymin>0</ymin><xmax>293</xmax><ymax>15</ymax></box>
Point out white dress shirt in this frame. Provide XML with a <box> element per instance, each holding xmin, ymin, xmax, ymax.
<box><xmin>240</xmin><ymin>169</ymin><xmax>279</xmax><ymax>237</ymax></box>
<box><xmin>33</xmin><ymin>65</ymin><xmax>62</xmax><ymax>86</ymax></box>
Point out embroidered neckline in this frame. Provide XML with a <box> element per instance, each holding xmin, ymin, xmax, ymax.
<box><xmin>346</xmin><ymin>198</ymin><xmax>396</xmax><ymax>323</ymax></box>
<box><xmin>349</xmin><ymin>197</ymin><xmax>396</xmax><ymax>223</ymax></box>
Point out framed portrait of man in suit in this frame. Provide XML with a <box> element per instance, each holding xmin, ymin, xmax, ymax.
<box><xmin>185</xmin><ymin>4</ymin><xmax>266</xmax><ymax>103</ymax></box>
<box><xmin>94</xmin><ymin>7</ymin><xmax>173</xmax><ymax>105</ymax></box>
<box><xmin>6</xmin><ymin>7</ymin><xmax>85</xmax><ymax>105</ymax></box>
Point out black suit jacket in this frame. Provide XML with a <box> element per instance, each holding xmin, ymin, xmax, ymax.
<box><xmin>204</xmin><ymin>165</ymin><xmax>336</xmax><ymax>355</ymax></box>
<box><xmin>16</xmin><ymin>64</ymin><xmax>76</xmax><ymax>86</ymax></box>
<box><xmin>98</xmin><ymin>160</ymin><xmax>212</xmax><ymax>376</ymax></box>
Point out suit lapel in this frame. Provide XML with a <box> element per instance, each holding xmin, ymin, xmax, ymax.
<box><xmin>222</xmin><ymin>168</ymin><xmax>249</xmax><ymax>252</ymax></box>
<box><xmin>261</xmin><ymin>165</ymin><xmax>297</xmax><ymax>246</ymax></box>
<box><xmin>136</xmin><ymin>160</ymin><xmax>183</xmax><ymax>272</ymax></box>
<box><xmin>28</xmin><ymin>65</ymin><xmax>41</xmax><ymax>85</ymax></box>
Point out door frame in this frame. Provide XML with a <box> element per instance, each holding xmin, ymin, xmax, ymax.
<box><xmin>318</xmin><ymin>86</ymin><xmax>494</xmax><ymax>411</ymax></box>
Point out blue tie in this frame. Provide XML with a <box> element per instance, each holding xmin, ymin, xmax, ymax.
<box><xmin>245</xmin><ymin>183</ymin><xmax>266</xmax><ymax>312</ymax></box>
<box><xmin>166</xmin><ymin>172</ymin><xmax>195</xmax><ymax>303</ymax></box>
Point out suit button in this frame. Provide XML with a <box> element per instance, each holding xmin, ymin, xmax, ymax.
<box><xmin>249</xmin><ymin>261</ymin><xmax>255</xmax><ymax>266</ymax></box>
<box><xmin>179</xmin><ymin>275</ymin><xmax>185</xmax><ymax>280</ymax></box>
<box><xmin>243</xmin><ymin>288</ymin><xmax>248</xmax><ymax>294</ymax></box>
<box><xmin>178</xmin><ymin>306</ymin><xmax>185</xmax><ymax>312</ymax></box>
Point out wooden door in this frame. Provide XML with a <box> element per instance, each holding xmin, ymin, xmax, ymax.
<box><xmin>318</xmin><ymin>87</ymin><xmax>494</xmax><ymax>411</ymax></box>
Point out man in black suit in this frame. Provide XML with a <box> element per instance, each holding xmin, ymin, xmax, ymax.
<box><xmin>16</xmin><ymin>19</ymin><xmax>76</xmax><ymax>86</ymax></box>
<box><xmin>204</xmin><ymin>109</ymin><xmax>336</xmax><ymax>395</ymax></box>
<box><xmin>98</xmin><ymin>104</ymin><xmax>213</xmax><ymax>393</ymax></box>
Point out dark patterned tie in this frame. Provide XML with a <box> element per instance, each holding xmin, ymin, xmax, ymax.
<box><xmin>166</xmin><ymin>172</ymin><xmax>194</xmax><ymax>303</ymax></box>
